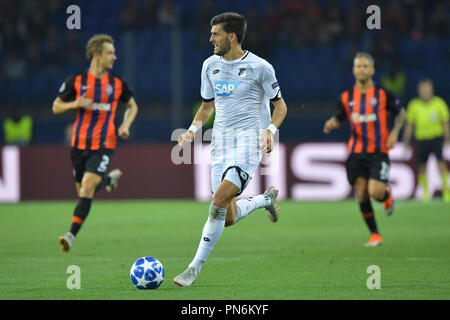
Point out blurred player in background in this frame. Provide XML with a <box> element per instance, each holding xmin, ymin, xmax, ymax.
<box><xmin>402</xmin><ymin>79</ymin><xmax>450</xmax><ymax>202</ymax></box>
<box><xmin>174</xmin><ymin>12</ymin><xmax>288</xmax><ymax>287</ymax></box>
<box><xmin>323</xmin><ymin>52</ymin><xmax>405</xmax><ymax>247</ymax></box>
<box><xmin>52</xmin><ymin>34</ymin><xmax>138</xmax><ymax>252</ymax></box>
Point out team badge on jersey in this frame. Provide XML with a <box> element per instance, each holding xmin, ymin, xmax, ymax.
<box><xmin>370</xmin><ymin>96</ymin><xmax>378</xmax><ymax>106</ymax></box>
<box><xmin>105</xmin><ymin>84</ymin><xmax>113</xmax><ymax>96</ymax></box>
<box><xmin>238</xmin><ymin>68</ymin><xmax>247</xmax><ymax>77</ymax></box>
<box><xmin>214</xmin><ymin>81</ymin><xmax>242</xmax><ymax>96</ymax></box>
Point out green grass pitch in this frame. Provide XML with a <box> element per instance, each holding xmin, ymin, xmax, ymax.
<box><xmin>0</xmin><ymin>199</ymin><xmax>449</xmax><ymax>300</ymax></box>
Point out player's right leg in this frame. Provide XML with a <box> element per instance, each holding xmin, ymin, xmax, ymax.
<box><xmin>354</xmin><ymin>177</ymin><xmax>382</xmax><ymax>247</ymax></box>
<box><xmin>60</xmin><ymin>172</ymin><xmax>102</xmax><ymax>252</ymax></box>
<box><xmin>173</xmin><ymin>180</ymin><xmax>238</xmax><ymax>287</ymax></box>
<box><xmin>60</xmin><ymin>149</ymin><xmax>111</xmax><ymax>252</ymax></box>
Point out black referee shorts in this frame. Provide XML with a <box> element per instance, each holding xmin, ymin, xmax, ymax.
<box><xmin>417</xmin><ymin>136</ymin><xmax>444</xmax><ymax>165</ymax></box>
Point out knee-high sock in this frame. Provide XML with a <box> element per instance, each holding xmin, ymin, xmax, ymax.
<box><xmin>441</xmin><ymin>170</ymin><xmax>449</xmax><ymax>194</ymax></box>
<box><xmin>233</xmin><ymin>194</ymin><xmax>271</xmax><ymax>225</ymax></box>
<box><xmin>94</xmin><ymin>176</ymin><xmax>111</xmax><ymax>194</ymax></box>
<box><xmin>376</xmin><ymin>187</ymin><xmax>391</xmax><ymax>203</ymax></box>
<box><xmin>189</xmin><ymin>204</ymin><xmax>226</xmax><ymax>272</ymax></box>
<box><xmin>359</xmin><ymin>200</ymin><xmax>379</xmax><ymax>234</ymax></box>
<box><xmin>69</xmin><ymin>197</ymin><xmax>92</xmax><ymax>237</ymax></box>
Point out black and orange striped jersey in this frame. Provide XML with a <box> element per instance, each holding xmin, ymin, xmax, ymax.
<box><xmin>334</xmin><ymin>84</ymin><xmax>402</xmax><ymax>154</ymax></box>
<box><xmin>58</xmin><ymin>70</ymin><xmax>133</xmax><ymax>150</ymax></box>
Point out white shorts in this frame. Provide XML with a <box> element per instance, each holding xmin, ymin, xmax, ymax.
<box><xmin>211</xmin><ymin>159</ymin><xmax>261</xmax><ymax>196</ymax></box>
<box><xmin>210</xmin><ymin>129</ymin><xmax>262</xmax><ymax>195</ymax></box>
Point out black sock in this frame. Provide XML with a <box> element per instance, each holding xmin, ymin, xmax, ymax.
<box><xmin>378</xmin><ymin>189</ymin><xmax>390</xmax><ymax>202</ymax></box>
<box><xmin>94</xmin><ymin>176</ymin><xmax>111</xmax><ymax>194</ymax></box>
<box><xmin>359</xmin><ymin>200</ymin><xmax>379</xmax><ymax>234</ymax></box>
<box><xmin>70</xmin><ymin>197</ymin><xmax>92</xmax><ymax>236</ymax></box>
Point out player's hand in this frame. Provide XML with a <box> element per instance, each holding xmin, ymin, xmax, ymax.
<box><xmin>75</xmin><ymin>93</ymin><xmax>93</xmax><ymax>109</ymax></box>
<box><xmin>259</xmin><ymin>129</ymin><xmax>274</xmax><ymax>153</ymax></box>
<box><xmin>323</xmin><ymin>118</ymin><xmax>339</xmax><ymax>133</ymax></box>
<box><xmin>178</xmin><ymin>130</ymin><xmax>194</xmax><ymax>146</ymax></box>
<box><xmin>118</xmin><ymin>123</ymin><xmax>130</xmax><ymax>139</ymax></box>
<box><xmin>387</xmin><ymin>131</ymin><xmax>398</xmax><ymax>149</ymax></box>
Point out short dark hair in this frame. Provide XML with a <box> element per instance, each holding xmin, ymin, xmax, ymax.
<box><xmin>210</xmin><ymin>12</ymin><xmax>247</xmax><ymax>44</ymax></box>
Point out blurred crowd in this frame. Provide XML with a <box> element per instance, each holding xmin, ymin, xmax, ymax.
<box><xmin>0</xmin><ymin>0</ymin><xmax>448</xmax><ymax>95</ymax></box>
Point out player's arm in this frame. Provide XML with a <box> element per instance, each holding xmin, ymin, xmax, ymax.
<box><xmin>323</xmin><ymin>116</ymin><xmax>343</xmax><ymax>133</ymax></box>
<box><xmin>178</xmin><ymin>100</ymin><xmax>215</xmax><ymax>146</ymax></box>
<box><xmin>441</xmin><ymin>99</ymin><xmax>450</xmax><ymax>145</ymax></box>
<box><xmin>259</xmin><ymin>97</ymin><xmax>287</xmax><ymax>153</ymax></box>
<box><xmin>52</xmin><ymin>93</ymin><xmax>92</xmax><ymax>114</ymax></box>
<box><xmin>324</xmin><ymin>98</ymin><xmax>346</xmax><ymax>133</ymax></box>
<box><xmin>118</xmin><ymin>97</ymin><xmax>138</xmax><ymax>139</ymax></box>
<box><xmin>444</xmin><ymin>120</ymin><xmax>450</xmax><ymax>145</ymax></box>
<box><xmin>52</xmin><ymin>75</ymin><xmax>92</xmax><ymax>114</ymax></box>
<box><xmin>402</xmin><ymin>121</ymin><xmax>414</xmax><ymax>148</ymax></box>
<box><xmin>386</xmin><ymin>90</ymin><xmax>406</xmax><ymax>149</ymax></box>
<box><xmin>388</xmin><ymin>107</ymin><xmax>406</xmax><ymax>148</ymax></box>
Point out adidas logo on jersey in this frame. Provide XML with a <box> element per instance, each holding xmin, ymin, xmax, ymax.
<box><xmin>214</xmin><ymin>81</ymin><xmax>242</xmax><ymax>96</ymax></box>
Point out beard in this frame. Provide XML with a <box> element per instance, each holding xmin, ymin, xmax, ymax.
<box><xmin>215</xmin><ymin>40</ymin><xmax>231</xmax><ymax>56</ymax></box>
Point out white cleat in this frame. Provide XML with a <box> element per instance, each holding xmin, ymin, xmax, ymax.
<box><xmin>264</xmin><ymin>186</ymin><xmax>280</xmax><ymax>223</ymax></box>
<box><xmin>106</xmin><ymin>169</ymin><xmax>122</xmax><ymax>192</ymax></box>
<box><xmin>173</xmin><ymin>267</ymin><xmax>198</xmax><ymax>287</ymax></box>
<box><xmin>59</xmin><ymin>232</ymin><xmax>75</xmax><ymax>252</ymax></box>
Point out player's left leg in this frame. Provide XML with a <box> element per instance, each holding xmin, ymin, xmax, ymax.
<box><xmin>368</xmin><ymin>179</ymin><xmax>393</xmax><ymax>216</ymax></box>
<box><xmin>227</xmin><ymin>187</ymin><xmax>279</xmax><ymax>226</ymax></box>
<box><xmin>368</xmin><ymin>153</ymin><xmax>393</xmax><ymax>216</ymax></box>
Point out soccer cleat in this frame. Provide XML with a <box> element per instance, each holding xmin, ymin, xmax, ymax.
<box><xmin>383</xmin><ymin>186</ymin><xmax>394</xmax><ymax>216</ymax></box>
<box><xmin>59</xmin><ymin>232</ymin><xmax>75</xmax><ymax>252</ymax></box>
<box><xmin>173</xmin><ymin>267</ymin><xmax>198</xmax><ymax>287</ymax></box>
<box><xmin>365</xmin><ymin>233</ymin><xmax>382</xmax><ymax>247</ymax></box>
<box><xmin>264</xmin><ymin>186</ymin><xmax>280</xmax><ymax>223</ymax></box>
<box><xmin>105</xmin><ymin>169</ymin><xmax>122</xmax><ymax>192</ymax></box>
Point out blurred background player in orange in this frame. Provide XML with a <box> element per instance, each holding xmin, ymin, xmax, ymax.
<box><xmin>323</xmin><ymin>52</ymin><xmax>405</xmax><ymax>247</ymax></box>
<box><xmin>402</xmin><ymin>79</ymin><xmax>450</xmax><ymax>202</ymax></box>
<box><xmin>52</xmin><ymin>34</ymin><xmax>138</xmax><ymax>252</ymax></box>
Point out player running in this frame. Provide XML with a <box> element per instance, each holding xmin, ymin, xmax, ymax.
<box><xmin>53</xmin><ymin>34</ymin><xmax>138</xmax><ymax>252</ymax></box>
<box><xmin>323</xmin><ymin>52</ymin><xmax>405</xmax><ymax>247</ymax></box>
<box><xmin>173</xmin><ymin>12</ymin><xmax>288</xmax><ymax>287</ymax></box>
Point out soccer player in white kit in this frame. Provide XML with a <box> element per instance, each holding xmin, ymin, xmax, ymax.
<box><xmin>174</xmin><ymin>12</ymin><xmax>288</xmax><ymax>287</ymax></box>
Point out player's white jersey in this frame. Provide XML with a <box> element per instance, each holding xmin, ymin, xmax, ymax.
<box><xmin>200</xmin><ymin>51</ymin><xmax>281</xmax><ymax>167</ymax></box>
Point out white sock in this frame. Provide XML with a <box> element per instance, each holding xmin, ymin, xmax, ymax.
<box><xmin>233</xmin><ymin>194</ymin><xmax>271</xmax><ymax>224</ymax></box>
<box><xmin>189</xmin><ymin>204</ymin><xmax>226</xmax><ymax>273</ymax></box>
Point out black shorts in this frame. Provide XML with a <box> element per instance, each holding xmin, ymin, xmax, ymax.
<box><xmin>417</xmin><ymin>137</ymin><xmax>444</xmax><ymax>164</ymax></box>
<box><xmin>345</xmin><ymin>153</ymin><xmax>390</xmax><ymax>185</ymax></box>
<box><xmin>71</xmin><ymin>148</ymin><xmax>114</xmax><ymax>183</ymax></box>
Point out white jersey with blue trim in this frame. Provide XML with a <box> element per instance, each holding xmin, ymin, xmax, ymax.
<box><xmin>200</xmin><ymin>51</ymin><xmax>281</xmax><ymax>166</ymax></box>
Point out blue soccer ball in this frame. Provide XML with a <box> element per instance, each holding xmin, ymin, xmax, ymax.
<box><xmin>130</xmin><ymin>257</ymin><xmax>165</xmax><ymax>289</ymax></box>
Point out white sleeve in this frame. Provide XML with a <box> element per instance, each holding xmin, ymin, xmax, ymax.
<box><xmin>260</xmin><ymin>62</ymin><xmax>282</xmax><ymax>101</ymax></box>
<box><xmin>200</xmin><ymin>60</ymin><xmax>215</xmax><ymax>101</ymax></box>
